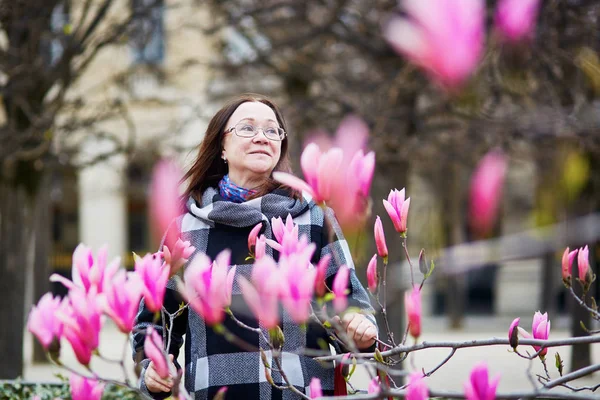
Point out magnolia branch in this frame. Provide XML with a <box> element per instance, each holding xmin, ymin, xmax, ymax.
<box><xmin>316</xmin><ymin>335</ymin><xmax>600</xmax><ymax>361</ymax></box>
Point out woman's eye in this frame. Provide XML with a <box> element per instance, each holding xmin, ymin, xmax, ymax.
<box><xmin>265</xmin><ymin>128</ymin><xmax>277</xmax><ymax>135</ymax></box>
<box><xmin>240</xmin><ymin>125</ymin><xmax>255</xmax><ymax>131</ymax></box>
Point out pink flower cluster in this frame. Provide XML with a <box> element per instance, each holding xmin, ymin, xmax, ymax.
<box><xmin>241</xmin><ymin>214</ymin><xmax>351</xmax><ymax>326</ymax></box>
<box><xmin>384</xmin><ymin>0</ymin><xmax>542</xmax><ymax>89</ymax></box>
<box><xmin>274</xmin><ymin>116</ymin><xmax>375</xmax><ymax>230</ymax></box>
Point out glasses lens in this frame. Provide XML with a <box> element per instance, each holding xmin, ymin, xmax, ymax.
<box><xmin>235</xmin><ymin>123</ymin><xmax>256</xmax><ymax>137</ymax></box>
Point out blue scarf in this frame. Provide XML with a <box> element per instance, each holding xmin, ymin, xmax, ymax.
<box><xmin>218</xmin><ymin>174</ymin><xmax>257</xmax><ymax>203</ymax></box>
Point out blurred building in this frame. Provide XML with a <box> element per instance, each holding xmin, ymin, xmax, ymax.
<box><xmin>50</xmin><ymin>1</ymin><xmax>218</xmax><ymax>279</ymax></box>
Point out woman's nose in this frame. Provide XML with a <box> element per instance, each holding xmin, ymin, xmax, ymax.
<box><xmin>252</xmin><ymin>129</ymin><xmax>270</xmax><ymax>143</ymax></box>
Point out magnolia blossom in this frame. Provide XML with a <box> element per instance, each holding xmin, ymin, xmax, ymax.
<box><xmin>248</xmin><ymin>223</ymin><xmax>262</xmax><ymax>254</ymax></box>
<box><xmin>464</xmin><ymin>363</ymin><xmax>500</xmax><ymax>400</ymax></box>
<box><xmin>70</xmin><ymin>374</ymin><xmax>104</xmax><ymax>400</ymax></box>
<box><xmin>50</xmin><ymin>244</ymin><xmax>120</xmax><ymax>294</ymax></box>
<box><xmin>300</xmin><ymin>116</ymin><xmax>374</xmax><ymax>229</ymax></box>
<box><xmin>272</xmin><ymin>214</ymin><xmax>298</xmax><ymax>244</ymax></box>
<box><xmin>383</xmin><ymin>188</ymin><xmax>411</xmax><ymax>235</ymax></box>
<box><xmin>144</xmin><ymin>327</ymin><xmax>170</xmax><ymax>379</ymax></box>
<box><xmin>309</xmin><ymin>377</ymin><xmax>323</xmax><ymax>399</ymax></box>
<box><xmin>332</xmin><ymin>265</ymin><xmax>350</xmax><ymax>313</ymax></box>
<box><xmin>406</xmin><ymin>372</ymin><xmax>429</xmax><ymax>400</ymax></box>
<box><xmin>135</xmin><ymin>253</ymin><xmax>169</xmax><ymax>313</ymax></box>
<box><xmin>368</xmin><ymin>377</ymin><xmax>381</xmax><ymax>394</ymax></box>
<box><xmin>273</xmin><ymin>143</ymin><xmax>343</xmax><ymax>204</ymax></box>
<box><xmin>279</xmin><ymin>242</ymin><xmax>317</xmax><ymax>323</ymax></box>
<box><xmin>384</xmin><ymin>0</ymin><xmax>485</xmax><ymax>89</ymax></box>
<box><xmin>468</xmin><ymin>150</ymin><xmax>508</xmax><ymax>238</ymax></box>
<box><xmin>56</xmin><ymin>290</ymin><xmax>103</xmax><ymax>365</ymax></box>
<box><xmin>163</xmin><ymin>238</ymin><xmax>195</xmax><ymax>277</ymax></box>
<box><xmin>561</xmin><ymin>247</ymin><xmax>578</xmax><ymax>287</ymax></box>
<box><xmin>508</xmin><ymin>317</ymin><xmax>520</xmax><ymax>349</ymax></box>
<box><xmin>366</xmin><ymin>254</ymin><xmax>378</xmax><ymax>294</ymax></box>
<box><xmin>255</xmin><ymin>234</ymin><xmax>267</xmax><ymax>259</ymax></box>
<box><xmin>239</xmin><ymin>256</ymin><xmax>281</xmax><ymax>329</ymax></box>
<box><xmin>181</xmin><ymin>250</ymin><xmax>236</xmax><ymax>325</ymax></box>
<box><xmin>99</xmin><ymin>270</ymin><xmax>143</xmax><ymax>333</ymax></box>
<box><xmin>374</xmin><ymin>216</ymin><xmax>388</xmax><ymax>259</ymax></box>
<box><xmin>314</xmin><ymin>254</ymin><xmax>332</xmax><ymax>298</ymax></box>
<box><xmin>518</xmin><ymin>311</ymin><xmax>550</xmax><ymax>357</ymax></box>
<box><xmin>577</xmin><ymin>245</ymin><xmax>594</xmax><ymax>291</ymax></box>
<box><xmin>150</xmin><ymin>159</ymin><xmax>183</xmax><ymax>249</ymax></box>
<box><xmin>494</xmin><ymin>0</ymin><xmax>541</xmax><ymax>43</ymax></box>
<box><xmin>28</xmin><ymin>293</ymin><xmax>64</xmax><ymax>349</ymax></box>
<box><xmin>405</xmin><ymin>287</ymin><xmax>422</xmax><ymax>340</ymax></box>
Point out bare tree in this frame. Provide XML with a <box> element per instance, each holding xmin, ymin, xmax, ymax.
<box><xmin>203</xmin><ymin>0</ymin><xmax>600</xmax><ymax>366</ymax></box>
<box><xmin>0</xmin><ymin>0</ymin><xmax>205</xmax><ymax>378</ymax></box>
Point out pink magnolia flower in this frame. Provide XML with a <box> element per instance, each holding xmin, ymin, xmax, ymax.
<box><xmin>273</xmin><ymin>143</ymin><xmax>343</xmax><ymax>204</ymax></box>
<box><xmin>144</xmin><ymin>327</ymin><xmax>170</xmax><ymax>379</ymax></box>
<box><xmin>272</xmin><ymin>214</ymin><xmax>298</xmax><ymax>244</ymax></box>
<box><xmin>383</xmin><ymin>188</ymin><xmax>411</xmax><ymax>235</ymax></box>
<box><xmin>239</xmin><ymin>256</ymin><xmax>281</xmax><ymax>329</ymax></box>
<box><xmin>508</xmin><ymin>317</ymin><xmax>520</xmax><ymax>349</ymax></box>
<box><xmin>332</xmin><ymin>148</ymin><xmax>375</xmax><ymax>227</ymax></box>
<box><xmin>99</xmin><ymin>270</ymin><xmax>144</xmax><ymax>333</ymax></box>
<box><xmin>181</xmin><ymin>250</ymin><xmax>236</xmax><ymax>325</ymax></box>
<box><xmin>494</xmin><ymin>0</ymin><xmax>541</xmax><ymax>43</ymax></box>
<box><xmin>56</xmin><ymin>290</ymin><xmax>103</xmax><ymax>365</ymax></box>
<box><xmin>368</xmin><ymin>376</ymin><xmax>381</xmax><ymax>394</ymax></box>
<box><xmin>314</xmin><ymin>254</ymin><xmax>332</xmax><ymax>298</ymax></box>
<box><xmin>366</xmin><ymin>254</ymin><xmax>378</xmax><ymax>294</ymax></box>
<box><xmin>255</xmin><ymin>234</ymin><xmax>267</xmax><ymax>259</ymax></box>
<box><xmin>301</xmin><ymin>116</ymin><xmax>374</xmax><ymax>229</ymax></box>
<box><xmin>279</xmin><ymin>247</ymin><xmax>317</xmax><ymax>324</ymax></box>
<box><xmin>464</xmin><ymin>363</ymin><xmax>500</xmax><ymax>400</ymax></box>
<box><xmin>28</xmin><ymin>293</ymin><xmax>63</xmax><ymax>349</ymax></box>
<box><xmin>332</xmin><ymin>265</ymin><xmax>350</xmax><ymax>313</ymax></box>
<box><xmin>248</xmin><ymin>222</ymin><xmax>262</xmax><ymax>254</ymax></box>
<box><xmin>384</xmin><ymin>0</ymin><xmax>485</xmax><ymax>89</ymax></box>
<box><xmin>50</xmin><ymin>244</ymin><xmax>120</xmax><ymax>294</ymax></box>
<box><xmin>309</xmin><ymin>377</ymin><xmax>323</xmax><ymax>398</ymax></box>
<box><xmin>163</xmin><ymin>238</ymin><xmax>196</xmax><ymax>277</ymax></box>
<box><xmin>561</xmin><ymin>247</ymin><xmax>578</xmax><ymax>287</ymax></box>
<box><xmin>407</xmin><ymin>372</ymin><xmax>429</xmax><ymax>400</ymax></box>
<box><xmin>374</xmin><ymin>216</ymin><xmax>388</xmax><ymax>259</ymax></box>
<box><xmin>135</xmin><ymin>253</ymin><xmax>169</xmax><ymax>313</ymax></box>
<box><xmin>518</xmin><ymin>311</ymin><xmax>550</xmax><ymax>357</ymax></box>
<box><xmin>405</xmin><ymin>287</ymin><xmax>422</xmax><ymax>340</ymax></box>
<box><xmin>468</xmin><ymin>150</ymin><xmax>508</xmax><ymax>238</ymax></box>
<box><xmin>577</xmin><ymin>245</ymin><xmax>594</xmax><ymax>290</ymax></box>
<box><xmin>70</xmin><ymin>373</ymin><xmax>104</xmax><ymax>400</ymax></box>
<box><xmin>150</xmin><ymin>159</ymin><xmax>184</xmax><ymax>250</ymax></box>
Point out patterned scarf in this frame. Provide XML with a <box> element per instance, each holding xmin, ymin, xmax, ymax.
<box><xmin>218</xmin><ymin>174</ymin><xmax>257</xmax><ymax>203</ymax></box>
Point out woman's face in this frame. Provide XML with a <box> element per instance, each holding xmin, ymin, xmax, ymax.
<box><xmin>222</xmin><ymin>101</ymin><xmax>283</xmax><ymax>187</ymax></box>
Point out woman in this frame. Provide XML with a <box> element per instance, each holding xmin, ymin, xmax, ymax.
<box><xmin>133</xmin><ymin>94</ymin><xmax>377</xmax><ymax>399</ymax></box>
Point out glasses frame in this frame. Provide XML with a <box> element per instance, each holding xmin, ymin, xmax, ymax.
<box><xmin>225</xmin><ymin>120</ymin><xmax>287</xmax><ymax>142</ymax></box>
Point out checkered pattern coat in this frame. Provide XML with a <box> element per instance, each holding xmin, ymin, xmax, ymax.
<box><xmin>133</xmin><ymin>187</ymin><xmax>376</xmax><ymax>399</ymax></box>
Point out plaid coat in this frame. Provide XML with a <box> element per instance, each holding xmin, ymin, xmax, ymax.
<box><xmin>133</xmin><ymin>187</ymin><xmax>376</xmax><ymax>399</ymax></box>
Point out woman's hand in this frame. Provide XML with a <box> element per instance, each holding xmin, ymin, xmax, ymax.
<box><xmin>145</xmin><ymin>354</ymin><xmax>176</xmax><ymax>393</ymax></box>
<box><xmin>333</xmin><ymin>312</ymin><xmax>377</xmax><ymax>350</ymax></box>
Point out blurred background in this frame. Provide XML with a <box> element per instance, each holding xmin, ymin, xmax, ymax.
<box><xmin>0</xmin><ymin>0</ymin><xmax>599</xmax><ymax>385</ymax></box>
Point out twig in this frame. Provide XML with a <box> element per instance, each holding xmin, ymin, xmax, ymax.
<box><xmin>402</xmin><ymin>237</ymin><xmax>415</xmax><ymax>288</ymax></box>
<box><xmin>423</xmin><ymin>348</ymin><xmax>456</xmax><ymax>377</ymax></box>
<box><xmin>543</xmin><ymin>363</ymin><xmax>600</xmax><ymax>390</ymax></box>
<box><xmin>568</xmin><ymin>287</ymin><xmax>600</xmax><ymax>319</ymax></box>
<box><xmin>316</xmin><ymin>335</ymin><xmax>600</xmax><ymax>362</ymax></box>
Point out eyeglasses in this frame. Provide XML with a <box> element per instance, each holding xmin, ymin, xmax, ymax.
<box><xmin>225</xmin><ymin>121</ymin><xmax>286</xmax><ymax>141</ymax></box>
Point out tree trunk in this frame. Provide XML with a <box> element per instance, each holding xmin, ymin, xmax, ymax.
<box><xmin>31</xmin><ymin>170</ymin><xmax>52</xmax><ymax>363</ymax></box>
<box><xmin>0</xmin><ymin>182</ymin><xmax>33</xmax><ymax>378</ymax></box>
<box><xmin>444</xmin><ymin>163</ymin><xmax>466</xmax><ymax>329</ymax></box>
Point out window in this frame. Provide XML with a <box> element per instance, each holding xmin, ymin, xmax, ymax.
<box><xmin>130</xmin><ymin>0</ymin><xmax>165</xmax><ymax>65</ymax></box>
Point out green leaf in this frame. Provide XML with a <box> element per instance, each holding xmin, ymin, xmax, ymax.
<box><xmin>555</xmin><ymin>353</ymin><xmax>564</xmax><ymax>376</ymax></box>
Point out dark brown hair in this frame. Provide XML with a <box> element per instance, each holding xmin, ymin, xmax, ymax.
<box><xmin>183</xmin><ymin>93</ymin><xmax>298</xmax><ymax>202</ymax></box>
